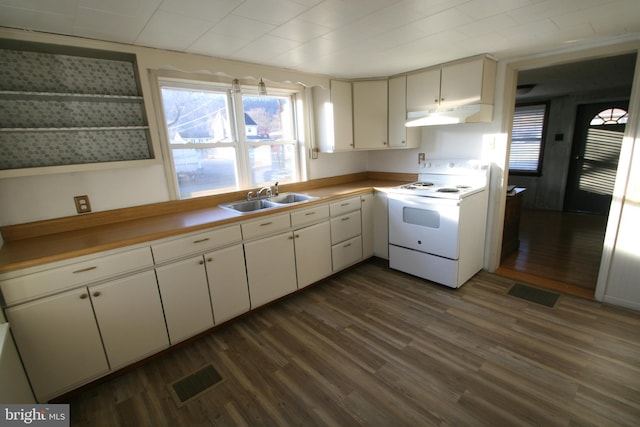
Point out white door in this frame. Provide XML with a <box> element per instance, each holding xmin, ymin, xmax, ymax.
<box><xmin>6</xmin><ymin>288</ymin><xmax>109</xmax><ymax>402</ymax></box>
<box><xmin>89</xmin><ymin>270</ymin><xmax>169</xmax><ymax>370</ymax></box>
<box><xmin>156</xmin><ymin>256</ymin><xmax>214</xmax><ymax>344</ymax></box>
<box><xmin>294</xmin><ymin>221</ymin><xmax>332</xmax><ymax>288</ymax></box>
<box><xmin>204</xmin><ymin>244</ymin><xmax>250</xmax><ymax>324</ymax></box>
<box><xmin>245</xmin><ymin>231</ymin><xmax>297</xmax><ymax>308</ymax></box>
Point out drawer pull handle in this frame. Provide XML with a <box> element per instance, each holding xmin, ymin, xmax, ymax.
<box><xmin>260</xmin><ymin>222</ymin><xmax>273</xmax><ymax>227</ymax></box>
<box><xmin>341</xmin><ymin>216</ymin><xmax>350</xmax><ymax>221</ymax></box>
<box><xmin>92</xmin><ymin>291</ymin><xmax>101</xmax><ymax>297</ymax></box>
<box><xmin>193</xmin><ymin>238</ymin><xmax>210</xmax><ymax>244</ymax></box>
<box><xmin>340</xmin><ymin>202</ymin><xmax>350</xmax><ymax>207</ymax></box>
<box><xmin>80</xmin><ymin>294</ymin><xmax>88</xmax><ymax>299</ymax></box>
<box><xmin>305</xmin><ymin>212</ymin><xmax>316</xmax><ymax>216</ymax></box>
<box><xmin>73</xmin><ymin>266</ymin><xmax>97</xmax><ymax>274</ymax></box>
<box><xmin>343</xmin><ymin>243</ymin><xmax>352</xmax><ymax>248</ymax></box>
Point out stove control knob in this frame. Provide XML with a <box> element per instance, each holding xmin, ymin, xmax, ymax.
<box><xmin>447</xmin><ymin>162</ymin><xmax>454</xmax><ymax>168</ymax></box>
<box><xmin>425</xmin><ymin>162</ymin><xmax>431</xmax><ymax>168</ymax></box>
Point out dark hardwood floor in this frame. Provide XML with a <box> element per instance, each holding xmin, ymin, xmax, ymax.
<box><xmin>67</xmin><ymin>261</ymin><xmax>640</xmax><ymax>426</ymax></box>
<box><xmin>498</xmin><ymin>209</ymin><xmax>608</xmax><ymax>299</ymax></box>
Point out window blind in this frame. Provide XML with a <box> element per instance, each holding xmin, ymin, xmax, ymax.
<box><xmin>509</xmin><ymin>104</ymin><xmax>547</xmax><ymax>173</ymax></box>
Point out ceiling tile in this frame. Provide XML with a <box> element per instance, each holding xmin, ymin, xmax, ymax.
<box><xmin>0</xmin><ymin>5</ymin><xmax>74</xmax><ymax>34</ymax></box>
<box><xmin>187</xmin><ymin>30</ymin><xmax>250</xmax><ymax>57</ymax></box>
<box><xmin>456</xmin><ymin>0</ymin><xmax>531</xmax><ymax>20</ymax></box>
<box><xmin>209</xmin><ymin>14</ymin><xmax>275</xmax><ymax>40</ymax></box>
<box><xmin>136</xmin><ymin>10</ymin><xmax>213</xmax><ymax>51</ymax></box>
<box><xmin>232</xmin><ymin>0</ymin><xmax>308</xmax><ymax>26</ymax></box>
<box><xmin>269</xmin><ymin>17</ymin><xmax>331</xmax><ymax>42</ymax></box>
<box><xmin>159</xmin><ymin>0</ymin><xmax>242</xmax><ymax>23</ymax></box>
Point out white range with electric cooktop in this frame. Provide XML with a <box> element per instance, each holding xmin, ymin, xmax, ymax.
<box><xmin>388</xmin><ymin>159</ymin><xmax>490</xmax><ymax>288</ymax></box>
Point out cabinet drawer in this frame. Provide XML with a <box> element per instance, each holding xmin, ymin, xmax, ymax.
<box><xmin>241</xmin><ymin>213</ymin><xmax>291</xmax><ymax>240</ymax></box>
<box><xmin>330</xmin><ymin>212</ymin><xmax>362</xmax><ymax>245</ymax></box>
<box><xmin>0</xmin><ymin>247</ymin><xmax>153</xmax><ymax>306</ymax></box>
<box><xmin>332</xmin><ymin>236</ymin><xmax>363</xmax><ymax>272</ymax></box>
<box><xmin>151</xmin><ymin>225</ymin><xmax>241</xmax><ymax>264</ymax></box>
<box><xmin>290</xmin><ymin>204</ymin><xmax>329</xmax><ymax>228</ymax></box>
<box><xmin>329</xmin><ymin>196</ymin><xmax>361</xmax><ymax>217</ymax></box>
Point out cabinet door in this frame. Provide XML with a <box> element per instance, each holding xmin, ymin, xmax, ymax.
<box><xmin>388</xmin><ymin>76</ymin><xmax>420</xmax><ymax>148</ymax></box>
<box><xmin>6</xmin><ymin>288</ymin><xmax>109</xmax><ymax>402</ymax></box>
<box><xmin>360</xmin><ymin>193</ymin><xmax>374</xmax><ymax>259</ymax></box>
<box><xmin>353</xmin><ymin>80</ymin><xmax>388</xmax><ymax>150</ymax></box>
<box><xmin>294</xmin><ymin>221</ymin><xmax>332</xmax><ymax>288</ymax></box>
<box><xmin>440</xmin><ymin>59</ymin><xmax>484</xmax><ymax>108</ymax></box>
<box><xmin>331</xmin><ymin>80</ymin><xmax>354</xmax><ymax>151</ymax></box>
<box><xmin>89</xmin><ymin>270</ymin><xmax>169</xmax><ymax>370</ymax></box>
<box><xmin>332</xmin><ymin>236</ymin><xmax>363</xmax><ymax>272</ymax></box>
<box><xmin>406</xmin><ymin>68</ymin><xmax>441</xmax><ymax>112</ymax></box>
<box><xmin>156</xmin><ymin>256</ymin><xmax>214</xmax><ymax>344</ymax></box>
<box><xmin>205</xmin><ymin>245</ymin><xmax>250</xmax><ymax>324</ymax></box>
<box><xmin>244</xmin><ymin>232</ymin><xmax>297</xmax><ymax>308</ymax></box>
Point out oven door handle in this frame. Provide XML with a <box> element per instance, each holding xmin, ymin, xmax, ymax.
<box><xmin>388</xmin><ymin>193</ymin><xmax>461</xmax><ymax>206</ymax></box>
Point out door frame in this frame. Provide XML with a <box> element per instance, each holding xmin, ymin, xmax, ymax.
<box><xmin>488</xmin><ymin>39</ymin><xmax>640</xmax><ymax>303</ymax></box>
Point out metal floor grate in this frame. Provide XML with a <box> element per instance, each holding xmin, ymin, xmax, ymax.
<box><xmin>170</xmin><ymin>364</ymin><xmax>223</xmax><ymax>406</ymax></box>
<box><xmin>508</xmin><ymin>283</ymin><xmax>560</xmax><ymax>308</ymax></box>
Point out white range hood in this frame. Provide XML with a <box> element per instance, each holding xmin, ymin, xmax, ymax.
<box><xmin>405</xmin><ymin>103</ymin><xmax>493</xmax><ymax>127</ymax></box>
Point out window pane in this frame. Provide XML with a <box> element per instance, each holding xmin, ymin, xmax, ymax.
<box><xmin>173</xmin><ymin>147</ymin><xmax>238</xmax><ymax>199</ymax></box>
<box><xmin>248</xmin><ymin>144</ymin><xmax>297</xmax><ymax>187</ymax></box>
<box><xmin>509</xmin><ymin>104</ymin><xmax>546</xmax><ymax>173</ymax></box>
<box><xmin>242</xmin><ymin>95</ymin><xmax>294</xmax><ymax>141</ymax></box>
<box><xmin>161</xmin><ymin>87</ymin><xmax>233</xmax><ymax>143</ymax></box>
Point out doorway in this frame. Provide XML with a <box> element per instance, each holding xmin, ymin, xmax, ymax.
<box><xmin>564</xmin><ymin>101</ymin><xmax>628</xmax><ymax>215</ymax></box>
<box><xmin>496</xmin><ymin>53</ymin><xmax>636</xmax><ymax>299</ymax></box>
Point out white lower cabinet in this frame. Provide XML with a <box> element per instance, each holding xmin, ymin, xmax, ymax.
<box><xmin>360</xmin><ymin>193</ymin><xmax>374</xmax><ymax>258</ymax></box>
<box><xmin>294</xmin><ymin>221</ymin><xmax>332</xmax><ymax>288</ymax></box>
<box><xmin>204</xmin><ymin>244</ymin><xmax>250</xmax><ymax>324</ymax></box>
<box><xmin>244</xmin><ymin>231</ymin><xmax>297</xmax><ymax>308</ymax></box>
<box><xmin>89</xmin><ymin>270</ymin><xmax>169</xmax><ymax>370</ymax></box>
<box><xmin>6</xmin><ymin>287</ymin><xmax>109</xmax><ymax>402</ymax></box>
<box><xmin>155</xmin><ymin>256</ymin><xmax>214</xmax><ymax>344</ymax></box>
<box><xmin>332</xmin><ymin>236</ymin><xmax>363</xmax><ymax>271</ymax></box>
<box><xmin>5</xmin><ymin>269</ymin><xmax>168</xmax><ymax>403</ymax></box>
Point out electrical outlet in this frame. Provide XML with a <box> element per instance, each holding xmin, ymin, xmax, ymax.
<box><xmin>310</xmin><ymin>147</ymin><xmax>319</xmax><ymax>159</ymax></box>
<box><xmin>418</xmin><ymin>152</ymin><xmax>426</xmax><ymax>163</ymax></box>
<box><xmin>74</xmin><ymin>195</ymin><xmax>92</xmax><ymax>214</ymax></box>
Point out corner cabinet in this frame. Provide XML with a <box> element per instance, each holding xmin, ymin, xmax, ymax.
<box><xmin>352</xmin><ymin>80</ymin><xmax>388</xmax><ymax>150</ymax></box>
<box><xmin>388</xmin><ymin>76</ymin><xmax>420</xmax><ymax>148</ymax></box>
<box><xmin>312</xmin><ymin>80</ymin><xmax>354</xmax><ymax>152</ymax></box>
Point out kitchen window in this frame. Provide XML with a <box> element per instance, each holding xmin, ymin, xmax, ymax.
<box><xmin>156</xmin><ymin>76</ymin><xmax>301</xmax><ymax>199</ymax></box>
<box><xmin>509</xmin><ymin>103</ymin><xmax>548</xmax><ymax>175</ymax></box>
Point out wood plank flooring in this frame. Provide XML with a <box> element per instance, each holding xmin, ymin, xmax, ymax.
<box><xmin>66</xmin><ymin>261</ymin><xmax>640</xmax><ymax>426</ymax></box>
<box><xmin>498</xmin><ymin>209</ymin><xmax>608</xmax><ymax>299</ymax></box>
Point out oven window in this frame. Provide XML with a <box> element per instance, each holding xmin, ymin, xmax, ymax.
<box><xmin>403</xmin><ymin>207</ymin><xmax>440</xmax><ymax>228</ymax></box>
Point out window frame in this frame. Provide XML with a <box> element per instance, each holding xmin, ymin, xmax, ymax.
<box><xmin>508</xmin><ymin>102</ymin><xmax>549</xmax><ymax>176</ymax></box>
<box><xmin>151</xmin><ymin>71</ymin><xmax>304</xmax><ymax>199</ymax></box>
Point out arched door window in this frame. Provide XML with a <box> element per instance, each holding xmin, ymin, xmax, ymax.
<box><xmin>590</xmin><ymin>108</ymin><xmax>628</xmax><ymax>125</ymax></box>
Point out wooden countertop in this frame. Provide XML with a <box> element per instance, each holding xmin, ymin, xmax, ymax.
<box><xmin>0</xmin><ymin>174</ymin><xmax>412</xmax><ymax>274</ymax></box>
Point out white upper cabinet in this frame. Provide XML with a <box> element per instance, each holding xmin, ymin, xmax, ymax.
<box><xmin>388</xmin><ymin>76</ymin><xmax>420</xmax><ymax>148</ymax></box>
<box><xmin>407</xmin><ymin>56</ymin><xmax>496</xmax><ymax>118</ymax></box>
<box><xmin>353</xmin><ymin>80</ymin><xmax>388</xmax><ymax>150</ymax></box>
<box><xmin>313</xmin><ymin>80</ymin><xmax>353</xmax><ymax>152</ymax></box>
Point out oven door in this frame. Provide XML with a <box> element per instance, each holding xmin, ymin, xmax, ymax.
<box><xmin>388</xmin><ymin>193</ymin><xmax>460</xmax><ymax>259</ymax></box>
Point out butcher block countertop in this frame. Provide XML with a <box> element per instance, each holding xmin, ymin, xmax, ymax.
<box><xmin>0</xmin><ymin>172</ymin><xmax>415</xmax><ymax>274</ymax></box>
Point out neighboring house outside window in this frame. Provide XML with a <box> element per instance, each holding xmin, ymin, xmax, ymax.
<box><xmin>156</xmin><ymin>76</ymin><xmax>302</xmax><ymax>199</ymax></box>
<box><xmin>509</xmin><ymin>103</ymin><xmax>548</xmax><ymax>175</ymax></box>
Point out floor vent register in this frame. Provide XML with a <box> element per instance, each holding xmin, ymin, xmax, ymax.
<box><xmin>170</xmin><ymin>364</ymin><xmax>223</xmax><ymax>406</ymax></box>
<box><xmin>508</xmin><ymin>283</ymin><xmax>560</xmax><ymax>308</ymax></box>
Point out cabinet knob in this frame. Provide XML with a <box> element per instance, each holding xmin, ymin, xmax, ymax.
<box><xmin>92</xmin><ymin>291</ymin><xmax>101</xmax><ymax>297</ymax></box>
<box><xmin>199</xmin><ymin>260</ymin><xmax>205</xmax><ymax>265</ymax></box>
<box><xmin>80</xmin><ymin>294</ymin><xmax>88</xmax><ymax>299</ymax></box>
<box><xmin>207</xmin><ymin>257</ymin><xmax>213</xmax><ymax>262</ymax></box>
<box><xmin>401</xmin><ymin>140</ymin><xmax>405</xmax><ymax>144</ymax></box>
<box><xmin>295</xmin><ymin>234</ymin><xmax>300</xmax><ymax>238</ymax></box>
<box><xmin>383</xmin><ymin>141</ymin><xmax>387</xmax><ymax>145</ymax></box>
<box><xmin>288</xmin><ymin>235</ymin><xmax>294</xmax><ymax>240</ymax></box>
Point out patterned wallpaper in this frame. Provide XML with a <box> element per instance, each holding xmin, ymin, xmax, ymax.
<box><xmin>0</xmin><ymin>46</ymin><xmax>152</xmax><ymax>170</ymax></box>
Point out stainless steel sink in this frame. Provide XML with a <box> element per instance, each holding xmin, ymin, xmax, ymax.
<box><xmin>269</xmin><ymin>192</ymin><xmax>317</xmax><ymax>204</ymax></box>
<box><xmin>219</xmin><ymin>199</ymin><xmax>279</xmax><ymax>213</ymax></box>
<box><xmin>219</xmin><ymin>192</ymin><xmax>318</xmax><ymax>214</ymax></box>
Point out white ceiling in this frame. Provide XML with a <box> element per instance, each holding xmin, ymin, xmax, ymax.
<box><xmin>1</xmin><ymin>0</ymin><xmax>639</xmax><ymax>79</ymax></box>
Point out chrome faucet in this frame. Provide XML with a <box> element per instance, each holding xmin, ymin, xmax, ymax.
<box><xmin>257</xmin><ymin>186</ymin><xmax>272</xmax><ymax>198</ymax></box>
<box><xmin>274</xmin><ymin>181</ymin><xmax>279</xmax><ymax>196</ymax></box>
<box><xmin>246</xmin><ymin>191</ymin><xmax>254</xmax><ymax>201</ymax></box>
